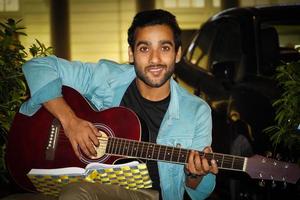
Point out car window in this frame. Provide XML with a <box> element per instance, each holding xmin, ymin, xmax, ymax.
<box><xmin>209</xmin><ymin>19</ymin><xmax>242</xmax><ymax>67</ymax></box>
<box><xmin>187</xmin><ymin>43</ymin><xmax>210</xmax><ymax>70</ymax></box>
<box><xmin>274</xmin><ymin>25</ymin><xmax>300</xmax><ymax>49</ymax></box>
<box><xmin>185</xmin><ymin>21</ymin><xmax>217</xmax><ymax>71</ymax></box>
<box><xmin>186</xmin><ymin>18</ymin><xmax>242</xmax><ymax>74</ymax></box>
<box><xmin>259</xmin><ymin>23</ymin><xmax>300</xmax><ymax>75</ymax></box>
<box><xmin>273</xmin><ymin>24</ymin><xmax>300</xmax><ymax>62</ymax></box>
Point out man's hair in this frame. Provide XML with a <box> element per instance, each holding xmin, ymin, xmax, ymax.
<box><xmin>127</xmin><ymin>9</ymin><xmax>181</xmax><ymax>52</ymax></box>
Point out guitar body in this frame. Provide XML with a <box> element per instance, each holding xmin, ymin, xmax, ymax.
<box><xmin>5</xmin><ymin>86</ymin><xmax>142</xmax><ymax>192</ymax></box>
<box><xmin>5</xmin><ymin>88</ymin><xmax>300</xmax><ymax>193</ymax></box>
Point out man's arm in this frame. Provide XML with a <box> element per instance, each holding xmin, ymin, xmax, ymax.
<box><xmin>21</xmin><ymin>56</ymin><xmax>96</xmax><ymax>116</ymax></box>
<box><xmin>183</xmin><ymin>99</ymin><xmax>218</xmax><ymax>189</ymax></box>
<box><xmin>21</xmin><ymin>56</ymin><xmax>101</xmax><ymax>158</ymax></box>
<box><xmin>43</xmin><ymin>97</ymin><xmax>100</xmax><ymax>158</ymax></box>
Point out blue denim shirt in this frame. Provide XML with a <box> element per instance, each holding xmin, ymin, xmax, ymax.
<box><xmin>20</xmin><ymin>55</ymin><xmax>215</xmax><ymax>200</ymax></box>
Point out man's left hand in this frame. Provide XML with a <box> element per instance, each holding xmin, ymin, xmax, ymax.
<box><xmin>185</xmin><ymin>146</ymin><xmax>218</xmax><ymax>176</ymax></box>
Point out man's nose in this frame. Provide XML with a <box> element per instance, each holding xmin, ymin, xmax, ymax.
<box><xmin>149</xmin><ymin>49</ymin><xmax>161</xmax><ymax>64</ymax></box>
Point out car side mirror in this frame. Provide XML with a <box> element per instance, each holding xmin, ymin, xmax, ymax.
<box><xmin>211</xmin><ymin>61</ymin><xmax>236</xmax><ymax>83</ymax></box>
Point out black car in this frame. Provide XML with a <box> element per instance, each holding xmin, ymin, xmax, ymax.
<box><xmin>175</xmin><ymin>4</ymin><xmax>300</xmax><ymax>200</ymax></box>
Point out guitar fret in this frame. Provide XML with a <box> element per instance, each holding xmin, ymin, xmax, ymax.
<box><xmin>116</xmin><ymin>138</ymin><xmax>121</xmax><ymax>155</ymax></box>
<box><xmin>164</xmin><ymin>146</ymin><xmax>172</xmax><ymax>161</ymax></box>
<box><xmin>107</xmin><ymin>138</ymin><xmax>111</xmax><ymax>154</ymax></box>
<box><xmin>125</xmin><ymin>139</ymin><xmax>130</xmax><ymax>156</ymax></box>
<box><xmin>119</xmin><ymin>139</ymin><xmax>124</xmax><ymax>155</ymax></box>
<box><xmin>151</xmin><ymin>145</ymin><xmax>155</xmax><ymax>158</ymax></box>
<box><xmin>221</xmin><ymin>154</ymin><xmax>224</xmax><ymax>168</ymax></box>
<box><xmin>140</xmin><ymin>142</ymin><xmax>145</xmax><ymax>158</ymax></box>
<box><xmin>106</xmin><ymin>138</ymin><xmax>111</xmax><ymax>154</ymax></box>
<box><xmin>130</xmin><ymin>140</ymin><xmax>135</xmax><ymax>156</ymax></box>
<box><xmin>112</xmin><ymin>138</ymin><xmax>117</xmax><ymax>154</ymax></box>
<box><xmin>152</xmin><ymin>144</ymin><xmax>159</xmax><ymax>159</ymax></box>
<box><xmin>170</xmin><ymin>147</ymin><xmax>174</xmax><ymax>162</ymax></box>
<box><xmin>231</xmin><ymin>156</ymin><xmax>235</xmax><ymax>169</ymax></box>
<box><xmin>110</xmin><ymin>138</ymin><xmax>116</xmax><ymax>154</ymax></box>
<box><xmin>147</xmin><ymin>144</ymin><xmax>154</xmax><ymax>159</ymax></box>
<box><xmin>120</xmin><ymin>139</ymin><xmax>125</xmax><ymax>156</ymax></box>
<box><xmin>106</xmin><ymin>138</ymin><xmax>246</xmax><ymax>171</ymax></box>
<box><xmin>157</xmin><ymin>145</ymin><xmax>161</xmax><ymax>160</ymax></box>
<box><xmin>177</xmin><ymin>148</ymin><xmax>181</xmax><ymax>162</ymax></box>
<box><xmin>158</xmin><ymin>146</ymin><xmax>166</xmax><ymax>160</ymax></box>
<box><xmin>184</xmin><ymin>150</ymin><xmax>189</xmax><ymax>163</ymax></box>
<box><xmin>113</xmin><ymin>138</ymin><xmax>117</xmax><ymax>155</ymax></box>
<box><xmin>179</xmin><ymin>149</ymin><xmax>188</xmax><ymax>163</ymax></box>
<box><xmin>233</xmin><ymin>157</ymin><xmax>244</xmax><ymax>170</ymax></box>
<box><xmin>214</xmin><ymin>154</ymin><xmax>223</xmax><ymax>167</ymax></box>
<box><xmin>222</xmin><ymin>155</ymin><xmax>234</xmax><ymax>169</ymax></box>
<box><xmin>114</xmin><ymin>138</ymin><xmax>118</xmax><ymax>155</ymax></box>
<box><xmin>163</xmin><ymin>146</ymin><xmax>167</xmax><ymax>160</ymax></box>
<box><xmin>135</xmin><ymin>141</ymin><xmax>139</xmax><ymax>157</ymax></box>
<box><xmin>146</xmin><ymin>143</ymin><xmax>150</xmax><ymax>158</ymax></box>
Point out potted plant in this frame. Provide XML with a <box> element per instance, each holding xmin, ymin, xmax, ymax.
<box><xmin>265</xmin><ymin>61</ymin><xmax>300</xmax><ymax>164</ymax></box>
<box><xmin>0</xmin><ymin>18</ymin><xmax>52</xmax><ymax>188</ymax></box>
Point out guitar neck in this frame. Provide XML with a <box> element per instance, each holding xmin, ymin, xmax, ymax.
<box><xmin>105</xmin><ymin>137</ymin><xmax>247</xmax><ymax>172</ymax></box>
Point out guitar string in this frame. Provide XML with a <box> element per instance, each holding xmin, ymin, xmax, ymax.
<box><xmin>99</xmin><ymin>137</ymin><xmax>244</xmax><ymax>168</ymax></box>
<box><xmin>58</xmin><ymin>139</ymin><xmax>244</xmax><ymax>168</ymax></box>
<box><xmin>56</xmin><ymin>130</ymin><xmax>238</xmax><ymax>160</ymax></box>
<box><xmin>58</xmin><ymin>130</ymin><xmax>245</xmax><ymax>163</ymax></box>
<box><xmin>93</xmin><ymin>137</ymin><xmax>244</xmax><ymax>167</ymax></box>
<box><xmin>107</xmin><ymin>137</ymin><xmax>245</xmax><ymax>160</ymax></box>
<box><xmin>56</xmin><ymin>133</ymin><xmax>244</xmax><ymax>168</ymax></box>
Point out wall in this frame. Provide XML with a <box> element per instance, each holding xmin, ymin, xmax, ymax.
<box><xmin>69</xmin><ymin>0</ymin><xmax>135</xmax><ymax>62</ymax></box>
<box><xmin>0</xmin><ymin>0</ymin><xmax>298</xmax><ymax>62</ymax></box>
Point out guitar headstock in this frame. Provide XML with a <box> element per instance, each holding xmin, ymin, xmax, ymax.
<box><xmin>246</xmin><ymin>154</ymin><xmax>300</xmax><ymax>184</ymax></box>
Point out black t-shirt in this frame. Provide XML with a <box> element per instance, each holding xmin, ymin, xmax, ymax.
<box><xmin>120</xmin><ymin>79</ymin><xmax>170</xmax><ymax>197</ymax></box>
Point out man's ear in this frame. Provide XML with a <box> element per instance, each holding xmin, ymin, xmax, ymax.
<box><xmin>175</xmin><ymin>46</ymin><xmax>182</xmax><ymax>63</ymax></box>
<box><xmin>128</xmin><ymin>46</ymin><xmax>134</xmax><ymax>63</ymax></box>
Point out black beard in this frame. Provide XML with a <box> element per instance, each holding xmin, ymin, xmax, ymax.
<box><xmin>134</xmin><ymin>63</ymin><xmax>174</xmax><ymax>88</ymax></box>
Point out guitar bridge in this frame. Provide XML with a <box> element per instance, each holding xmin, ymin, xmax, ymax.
<box><xmin>45</xmin><ymin>118</ymin><xmax>61</xmax><ymax>161</ymax></box>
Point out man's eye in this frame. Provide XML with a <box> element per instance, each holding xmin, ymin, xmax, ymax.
<box><xmin>162</xmin><ymin>46</ymin><xmax>170</xmax><ymax>51</ymax></box>
<box><xmin>139</xmin><ymin>46</ymin><xmax>148</xmax><ymax>52</ymax></box>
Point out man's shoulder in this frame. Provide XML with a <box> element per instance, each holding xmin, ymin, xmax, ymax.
<box><xmin>173</xmin><ymin>80</ymin><xmax>209</xmax><ymax>108</ymax></box>
<box><xmin>97</xmin><ymin>59</ymin><xmax>133</xmax><ymax>72</ymax></box>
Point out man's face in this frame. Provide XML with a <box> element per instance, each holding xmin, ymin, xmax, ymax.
<box><xmin>128</xmin><ymin>25</ymin><xmax>181</xmax><ymax>88</ymax></box>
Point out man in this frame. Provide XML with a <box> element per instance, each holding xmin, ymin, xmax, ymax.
<box><xmin>7</xmin><ymin>9</ymin><xmax>218</xmax><ymax>200</ymax></box>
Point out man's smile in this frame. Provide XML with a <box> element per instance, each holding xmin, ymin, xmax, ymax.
<box><xmin>146</xmin><ymin>65</ymin><xmax>166</xmax><ymax>76</ymax></box>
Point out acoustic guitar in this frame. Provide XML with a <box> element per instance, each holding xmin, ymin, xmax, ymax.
<box><xmin>5</xmin><ymin>86</ymin><xmax>300</xmax><ymax>192</ymax></box>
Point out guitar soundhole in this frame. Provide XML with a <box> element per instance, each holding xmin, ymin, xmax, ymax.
<box><xmin>79</xmin><ymin>123</ymin><xmax>114</xmax><ymax>164</ymax></box>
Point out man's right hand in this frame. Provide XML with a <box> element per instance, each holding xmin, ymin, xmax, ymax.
<box><xmin>43</xmin><ymin>97</ymin><xmax>100</xmax><ymax>159</ymax></box>
<box><xmin>62</xmin><ymin>115</ymin><xmax>100</xmax><ymax>158</ymax></box>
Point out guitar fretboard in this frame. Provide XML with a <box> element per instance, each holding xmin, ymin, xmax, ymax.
<box><xmin>106</xmin><ymin>137</ymin><xmax>246</xmax><ymax>171</ymax></box>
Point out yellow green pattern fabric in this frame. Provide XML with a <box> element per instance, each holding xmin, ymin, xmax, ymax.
<box><xmin>27</xmin><ymin>163</ymin><xmax>152</xmax><ymax>197</ymax></box>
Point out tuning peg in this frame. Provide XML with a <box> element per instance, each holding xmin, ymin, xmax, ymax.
<box><xmin>272</xmin><ymin>180</ymin><xmax>276</xmax><ymax>188</ymax></box>
<box><xmin>283</xmin><ymin>181</ymin><xmax>287</xmax><ymax>189</ymax></box>
<box><xmin>259</xmin><ymin>179</ymin><xmax>265</xmax><ymax>187</ymax></box>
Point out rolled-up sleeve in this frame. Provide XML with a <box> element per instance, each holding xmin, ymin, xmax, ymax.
<box><xmin>20</xmin><ymin>55</ymin><xmax>95</xmax><ymax>116</ymax></box>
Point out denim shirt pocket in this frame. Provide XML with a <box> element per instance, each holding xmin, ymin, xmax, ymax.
<box><xmin>157</xmin><ymin>128</ymin><xmax>194</xmax><ymax>149</ymax></box>
<box><xmin>157</xmin><ymin>132</ymin><xmax>194</xmax><ymax>181</ymax></box>
<box><xmin>157</xmin><ymin>134</ymin><xmax>194</xmax><ymax>200</ymax></box>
